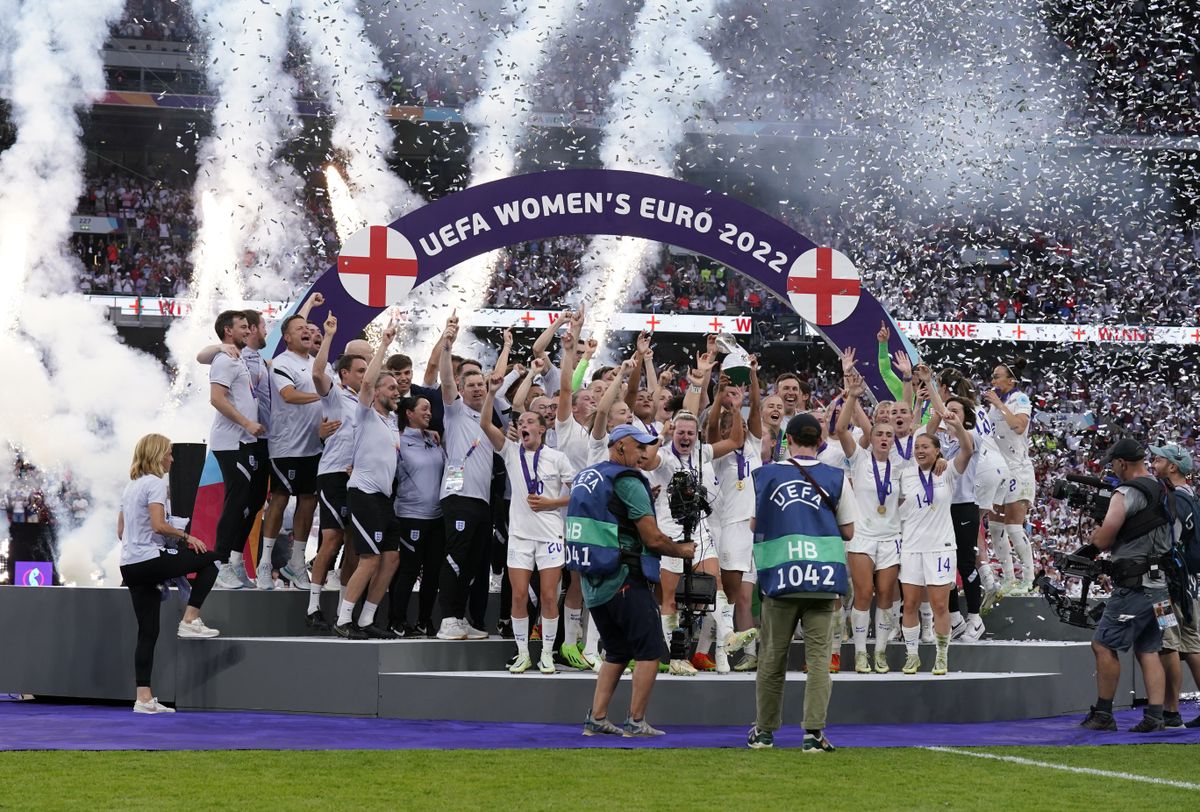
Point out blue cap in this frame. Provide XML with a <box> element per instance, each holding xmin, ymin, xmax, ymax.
<box><xmin>608</xmin><ymin>423</ymin><xmax>659</xmax><ymax>447</ymax></box>
<box><xmin>1149</xmin><ymin>443</ymin><xmax>1193</xmax><ymax>474</ymax></box>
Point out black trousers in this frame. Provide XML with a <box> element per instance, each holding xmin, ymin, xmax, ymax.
<box><xmin>120</xmin><ymin>548</ymin><xmax>219</xmax><ymax>687</ymax></box>
<box><xmin>243</xmin><ymin>439</ymin><xmax>270</xmax><ymax>548</ymax></box>
<box><xmin>488</xmin><ymin>497</ymin><xmax>511</xmax><ymax>624</ymax></box>
<box><xmin>213</xmin><ymin>444</ymin><xmax>254</xmax><ymax>561</ymax></box>
<box><xmin>438</xmin><ymin>496</ymin><xmax>492</xmax><ymax>622</ymax></box>
<box><xmin>390</xmin><ymin>516</ymin><xmax>444</xmax><ymax>627</ymax></box>
<box><xmin>948</xmin><ymin>501</ymin><xmax>983</xmax><ymax>615</ymax></box>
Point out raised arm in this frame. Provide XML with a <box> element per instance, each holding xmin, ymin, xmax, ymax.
<box><xmin>683</xmin><ymin>350</ymin><xmax>716</xmax><ymax>416</ymax></box>
<box><xmin>942</xmin><ymin>408</ymin><xmax>975</xmax><ymax>473</ymax></box>
<box><xmin>705</xmin><ymin>379</ymin><xmax>726</xmax><ymax>445</ymax></box>
<box><xmin>557</xmin><ymin>327</ymin><xmax>579</xmax><ymax>423</ymax></box>
<box><xmin>747</xmin><ymin>355</ymin><xmax>763</xmax><ymax>439</ymax></box>
<box><xmin>512</xmin><ymin>357</ymin><xmax>547</xmax><ymax>413</ymax></box>
<box><xmin>836</xmin><ymin>372</ymin><xmax>864</xmax><ymax>458</ymax></box>
<box><xmin>424</xmin><ymin>311</ymin><xmax>456</xmax><ymax>387</ymax></box>
<box><xmin>915</xmin><ymin>363</ymin><xmax>945</xmax><ymax>436</ymax></box>
<box><xmin>479</xmin><ymin>372</ymin><xmax>507</xmax><ymax>451</ymax></box>
<box><xmin>312</xmin><ymin>311</ymin><xmax>337</xmax><ymax>396</ymax></box>
<box><xmin>643</xmin><ymin>345</ymin><xmax>659</xmax><ymax>396</ymax></box>
<box><xmin>623</xmin><ymin>331</ymin><xmax>649</xmax><ymax>414</ymax></box>
<box><xmin>572</xmin><ymin>338</ymin><xmax>597</xmax><ymax>392</ymax></box>
<box><xmin>894</xmin><ymin>350</ymin><xmax>915</xmax><ymax>411</ymax></box>
<box><xmin>494</xmin><ymin>327</ymin><xmax>514</xmax><ymax>381</ymax></box>
<box><xmin>591</xmin><ymin>358</ymin><xmax>635</xmax><ymax>440</ymax></box>
<box><xmin>531</xmin><ymin>309</ymin><xmax>569</xmax><ymax>359</ymax></box>
<box><xmin>438</xmin><ymin>313</ymin><xmax>460</xmax><ymax>406</ymax></box>
<box><xmin>875</xmin><ymin>322</ymin><xmax>905</xmax><ymax>401</ymax></box>
<box><xmin>359</xmin><ymin>321</ymin><xmax>396</xmax><ymax>407</ymax></box>
<box><xmin>296</xmin><ymin>291</ymin><xmax>324</xmax><ymax>322</ymax></box>
<box><xmin>710</xmin><ymin>392</ymin><xmax>746</xmax><ymax>459</ymax></box>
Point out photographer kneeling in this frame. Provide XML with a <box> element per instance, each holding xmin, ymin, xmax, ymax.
<box><xmin>1082</xmin><ymin>438</ymin><xmax>1174</xmax><ymax>733</ymax></box>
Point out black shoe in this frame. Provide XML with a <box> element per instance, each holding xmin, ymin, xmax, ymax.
<box><xmin>1129</xmin><ymin>715</ymin><xmax>1165</xmax><ymax>733</ymax></box>
<box><xmin>1164</xmin><ymin>711</ymin><xmax>1185</xmax><ymax>729</ymax></box>
<box><xmin>361</xmin><ymin>624</ymin><xmax>398</xmax><ymax>640</ymax></box>
<box><xmin>497</xmin><ymin>618</ymin><xmax>514</xmax><ymax>640</ymax></box>
<box><xmin>389</xmin><ymin>623</ymin><xmax>417</xmax><ymax>638</ymax></box>
<box><xmin>1080</xmin><ymin>707</ymin><xmax>1117</xmax><ymax>731</ymax></box>
<box><xmin>414</xmin><ymin>620</ymin><xmax>436</xmax><ymax>638</ymax></box>
<box><xmin>1185</xmin><ymin>714</ymin><xmax>1200</xmax><ymax>729</ymax></box>
<box><xmin>305</xmin><ymin>610</ymin><xmax>331</xmax><ymax>632</ymax></box>
<box><xmin>333</xmin><ymin>622</ymin><xmax>368</xmax><ymax>640</ymax></box>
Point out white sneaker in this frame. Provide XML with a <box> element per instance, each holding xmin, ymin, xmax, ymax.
<box><xmin>508</xmin><ymin>653</ymin><xmax>533</xmax><ymax>673</ymax></box>
<box><xmin>214</xmin><ymin>564</ymin><xmax>244</xmax><ymax>590</ymax></box>
<box><xmin>669</xmin><ymin>658</ymin><xmax>698</xmax><ymax>676</ymax></box>
<box><xmin>255</xmin><ymin>558</ymin><xmax>275</xmax><ymax>590</ymax></box>
<box><xmin>178</xmin><ymin>617</ymin><xmax>220</xmax><ymax>639</ymax></box>
<box><xmin>133</xmin><ymin>697</ymin><xmax>175</xmax><ymax>714</ymax></box>
<box><xmin>233</xmin><ymin>562</ymin><xmax>256</xmax><ymax>589</ymax></box>
<box><xmin>324</xmin><ymin>570</ymin><xmax>342</xmax><ymax>592</ymax></box>
<box><xmin>582</xmin><ymin>649</ymin><xmax>601</xmax><ymax>672</ymax></box>
<box><xmin>960</xmin><ymin>619</ymin><xmax>986</xmax><ymax>642</ymax></box>
<box><xmin>436</xmin><ymin>618</ymin><xmax>467</xmax><ymax>640</ymax></box>
<box><xmin>724</xmin><ymin>628</ymin><xmax>759</xmax><ymax>654</ymax></box>
<box><xmin>537</xmin><ymin>650</ymin><xmax>556</xmax><ymax>674</ymax></box>
<box><xmin>950</xmin><ymin>618</ymin><xmax>968</xmax><ymax>640</ymax></box>
<box><xmin>715</xmin><ymin>647</ymin><xmax>731</xmax><ymax>674</ymax></box>
<box><xmin>281</xmin><ymin>563</ymin><xmax>311</xmax><ymax>590</ymax></box>
<box><xmin>919</xmin><ymin>624</ymin><xmax>935</xmax><ymax>644</ymax></box>
<box><xmin>464</xmin><ymin>623</ymin><xmax>488</xmax><ymax>640</ymax></box>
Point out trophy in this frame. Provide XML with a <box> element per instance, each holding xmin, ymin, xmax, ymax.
<box><xmin>714</xmin><ymin>332</ymin><xmax>752</xmax><ymax>386</ymax></box>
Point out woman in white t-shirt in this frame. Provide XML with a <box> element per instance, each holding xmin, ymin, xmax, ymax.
<box><xmin>482</xmin><ymin>373</ymin><xmax>574</xmax><ymax>675</ymax></box>
<box><xmin>118</xmin><ymin>434</ymin><xmax>221</xmax><ymax>714</ymax></box>
<box><xmin>983</xmin><ymin>361</ymin><xmax>1036</xmax><ymax>593</ymax></box>
<box><xmin>897</xmin><ymin>410</ymin><xmax>973</xmax><ymax>676</ymax></box>
<box><xmin>835</xmin><ymin>374</ymin><xmax>902</xmax><ymax>675</ymax></box>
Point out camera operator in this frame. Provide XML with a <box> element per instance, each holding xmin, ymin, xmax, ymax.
<box><xmin>1081</xmin><ymin>438</ymin><xmax>1174</xmax><ymax>733</ymax></box>
<box><xmin>571</xmin><ymin>424</ymin><xmax>692</xmax><ymax>738</ymax></box>
<box><xmin>1149</xmin><ymin>443</ymin><xmax>1200</xmax><ymax>729</ymax></box>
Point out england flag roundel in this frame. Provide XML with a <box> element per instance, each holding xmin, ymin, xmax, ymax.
<box><xmin>337</xmin><ymin>225</ymin><xmax>419</xmax><ymax>307</ymax></box>
<box><xmin>786</xmin><ymin>247</ymin><xmax>862</xmax><ymax>326</ymax></box>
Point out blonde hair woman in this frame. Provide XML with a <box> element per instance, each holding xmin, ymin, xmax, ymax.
<box><xmin>118</xmin><ymin>433</ymin><xmax>221</xmax><ymax>714</ymax></box>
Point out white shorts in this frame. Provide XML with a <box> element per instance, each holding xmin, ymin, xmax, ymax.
<box><xmin>899</xmin><ymin>550</ymin><xmax>956</xmax><ymax>587</ymax></box>
<box><xmin>846</xmin><ymin>535</ymin><xmax>901</xmax><ymax>570</ymax></box>
<box><xmin>717</xmin><ymin>519</ymin><xmax>753</xmax><ymax>573</ymax></box>
<box><xmin>507</xmin><ymin>535</ymin><xmax>564</xmax><ymax>571</ymax></box>
<box><xmin>974</xmin><ymin>460</ymin><xmax>1012</xmax><ymax>509</ymax></box>
<box><xmin>660</xmin><ymin>525</ymin><xmax>718</xmax><ymax>574</ymax></box>
<box><xmin>1003</xmin><ymin>462</ymin><xmax>1036</xmax><ymax>505</ymax></box>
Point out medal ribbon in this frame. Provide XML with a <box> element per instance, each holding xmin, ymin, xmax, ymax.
<box><xmin>872</xmin><ymin>454</ymin><xmax>891</xmax><ymax>511</ymax></box>
<box><xmin>519</xmin><ymin>445</ymin><xmax>543</xmax><ymax>494</ymax></box>
<box><xmin>918</xmin><ymin>465</ymin><xmax>935</xmax><ymax>505</ymax></box>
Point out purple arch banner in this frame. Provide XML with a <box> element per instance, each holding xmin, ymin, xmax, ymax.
<box><xmin>282</xmin><ymin>169</ymin><xmax>918</xmax><ymax>399</ymax></box>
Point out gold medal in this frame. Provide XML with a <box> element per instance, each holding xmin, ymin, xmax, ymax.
<box><xmin>877</xmin><ymin>505</ymin><xmax>887</xmax><ymax>515</ymax></box>
<box><xmin>736</xmin><ymin>480</ymin><xmax>745</xmax><ymax>491</ymax></box>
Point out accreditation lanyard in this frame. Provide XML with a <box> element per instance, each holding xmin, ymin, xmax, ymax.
<box><xmin>520</xmin><ymin>445</ymin><xmax>544</xmax><ymax>495</ymax></box>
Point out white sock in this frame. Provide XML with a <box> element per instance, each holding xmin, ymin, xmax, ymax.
<box><xmin>337</xmin><ymin>599</ymin><xmax>355</xmax><ymax>626</ymax></box>
<box><xmin>564</xmin><ymin>607</ymin><xmax>583</xmax><ymax>647</ymax></box>
<box><xmin>229</xmin><ymin>551</ymin><xmax>244</xmax><ymax>568</ymax></box>
<box><xmin>542</xmin><ymin>615</ymin><xmax>559</xmax><ymax>651</ymax></box>
<box><xmin>936</xmin><ymin>632</ymin><xmax>950</xmax><ymax>655</ymax></box>
<box><xmin>307</xmin><ymin>583</ymin><xmax>322</xmax><ymax>614</ymax></box>
<box><xmin>262</xmin><ymin>537</ymin><xmax>276</xmax><ymax>564</ymax></box>
<box><xmin>714</xmin><ymin>591</ymin><xmax>734</xmax><ymax>652</ymax></box>
<box><xmin>831</xmin><ymin>608</ymin><xmax>844</xmax><ymax>647</ymax></box>
<box><xmin>745</xmin><ymin>636</ymin><xmax>757</xmax><ymax>657</ymax></box>
<box><xmin>968</xmin><ymin>612</ymin><xmax>982</xmax><ymax>626</ymax></box>
<box><xmin>697</xmin><ymin>615</ymin><xmax>715</xmax><ymax>655</ymax></box>
<box><xmin>903</xmin><ymin>624</ymin><xmax>921</xmax><ymax>655</ymax></box>
<box><xmin>919</xmin><ymin>602</ymin><xmax>933</xmax><ymax>630</ymax></box>
<box><xmin>289</xmin><ymin>540</ymin><xmax>306</xmax><ymax>570</ymax></box>
<box><xmin>851</xmin><ymin>609</ymin><xmax>870</xmax><ymax>656</ymax></box>
<box><xmin>950</xmin><ymin>610</ymin><xmax>964</xmax><ymax>628</ymax></box>
<box><xmin>1007</xmin><ymin>524</ymin><xmax>1033</xmax><ymax>583</ymax></box>
<box><xmin>357</xmin><ymin>601</ymin><xmax>378</xmax><ymax>628</ymax></box>
<box><xmin>583</xmin><ymin>614</ymin><xmax>602</xmax><ymax>656</ymax></box>
<box><xmin>513</xmin><ymin>616</ymin><xmax>529</xmax><ymax>656</ymax></box>
<box><xmin>977</xmin><ymin>562</ymin><xmax>997</xmax><ymax>590</ymax></box>
<box><xmin>990</xmin><ymin>521</ymin><xmax>1014</xmax><ymax>582</ymax></box>
<box><xmin>874</xmin><ymin>606</ymin><xmax>893</xmax><ymax>651</ymax></box>
<box><xmin>662</xmin><ymin>612</ymin><xmax>677</xmax><ymax>650</ymax></box>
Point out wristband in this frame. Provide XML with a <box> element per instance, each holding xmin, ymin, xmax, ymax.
<box><xmin>687</xmin><ymin>384</ymin><xmax>702</xmax><ymax>394</ymax></box>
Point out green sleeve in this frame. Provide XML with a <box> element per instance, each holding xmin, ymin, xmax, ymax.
<box><xmin>877</xmin><ymin>341</ymin><xmax>904</xmax><ymax>401</ymax></box>
<box><xmin>571</xmin><ymin>359</ymin><xmax>590</xmax><ymax>393</ymax></box>
<box><xmin>614</xmin><ymin>476</ymin><xmax>654</xmax><ymax>520</ymax></box>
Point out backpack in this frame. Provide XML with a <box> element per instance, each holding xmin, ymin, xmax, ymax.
<box><xmin>1171</xmin><ymin>486</ymin><xmax>1200</xmax><ymax>574</ymax></box>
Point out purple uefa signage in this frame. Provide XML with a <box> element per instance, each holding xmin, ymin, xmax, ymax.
<box><xmin>14</xmin><ymin>561</ymin><xmax>52</xmax><ymax>587</ymax></box>
<box><xmin>274</xmin><ymin>169</ymin><xmax>918</xmax><ymax>399</ymax></box>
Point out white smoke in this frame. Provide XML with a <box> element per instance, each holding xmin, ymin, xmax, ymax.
<box><xmin>0</xmin><ymin>0</ymin><xmax>180</xmax><ymax>584</ymax></box>
<box><xmin>165</xmin><ymin>0</ymin><xmax>314</xmax><ymax>408</ymax></box>
<box><xmin>577</xmin><ymin>0</ymin><xmax>729</xmax><ymax>349</ymax></box>
<box><xmin>292</xmin><ymin>0</ymin><xmax>424</xmax><ymax>230</ymax></box>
